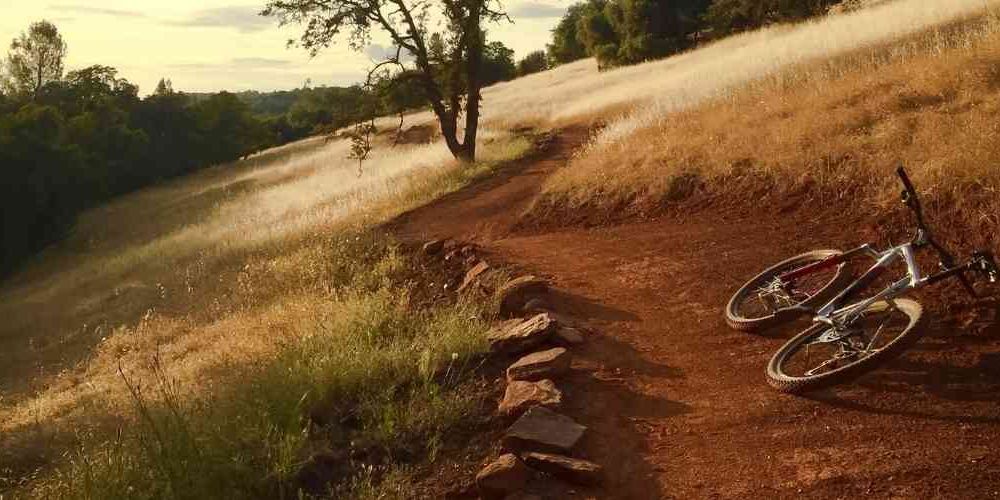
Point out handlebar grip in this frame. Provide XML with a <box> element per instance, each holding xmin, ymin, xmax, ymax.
<box><xmin>896</xmin><ymin>165</ymin><xmax>917</xmax><ymax>195</ymax></box>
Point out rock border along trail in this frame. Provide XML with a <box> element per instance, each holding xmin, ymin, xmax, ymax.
<box><xmin>389</xmin><ymin>129</ymin><xmax>1000</xmax><ymax>499</ymax></box>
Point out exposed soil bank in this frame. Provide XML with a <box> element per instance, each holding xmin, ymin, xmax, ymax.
<box><xmin>390</xmin><ymin>129</ymin><xmax>1000</xmax><ymax>499</ymax></box>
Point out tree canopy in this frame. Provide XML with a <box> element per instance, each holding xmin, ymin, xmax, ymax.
<box><xmin>547</xmin><ymin>3</ymin><xmax>590</xmax><ymax>65</ymax></box>
<box><xmin>0</xmin><ymin>20</ymin><xmax>430</xmax><ymax>279</ymax></box>
<box><xmin>516</xmin><ymin>50</ymin><xmax>549</xmax><ymax>76</ymax></box>
<box><xmin>4</xmin><ymin>20</ymin><xmax>67</xmax><ymax>97</ymax></box>
<box><xmin>546</xmin><ymin>0</ymin><xmax>839</xmax><ymax>70</ymax></box>
<box><xmin>263</xmin><ymin>0</ymin><xmax>510</xmax><ymax>162</ymax></box>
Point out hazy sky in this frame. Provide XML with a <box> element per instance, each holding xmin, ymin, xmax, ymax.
<box><xmin>0</xmin><ymin>1</ymin><xmax>567</xmax><ymax>94</ymax></box>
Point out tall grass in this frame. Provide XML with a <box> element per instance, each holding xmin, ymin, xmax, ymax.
<box><xmin>471</xmin><ymin>0</ymin><xmax>1000</xmax><ymax>132</ymax></box>
<box><xmin>0</xmin><ymin>130</ymin><xmax>529</xmax><ymax>497</ymax></box>
<box><xmin>30</xmin><ymin>234</ymin><xmax>492</xmax><ymax>499</ymax></box>
<box><xmin>532</xmin><ymin>8</ymin><xmax>1000</xmax><ymax>256</ymax></box>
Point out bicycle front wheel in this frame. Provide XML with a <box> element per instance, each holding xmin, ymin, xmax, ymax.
<box><xmin>766</xmin><ymin>299</ymin><xmax>924</xmax><ymax>394</ymax></box>
<box><xmin>726</xmin><ymin>250</ymin><xmax>850</xmax><ymax>332</ymax></box>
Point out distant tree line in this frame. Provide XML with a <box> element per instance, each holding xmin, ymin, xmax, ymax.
<box><xmin>0</xmin><ymin>19</ymin><xmax>534</xmax><ymax>277</ymax></box>
<box><xmin>546</xmin><ymin>0</ymin><xmax>841</xmax><ymax>68</ymax></box>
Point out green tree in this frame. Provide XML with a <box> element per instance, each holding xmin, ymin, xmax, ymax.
<box><xmin>703</xmin><ymin>0</ymin><xmax>837</xmax><ymax>34</ymax></box>
<box><xmin>64</xmin><ymin>65</ymin><xmax>139</xmax><ymax>110</ymax></box>
<box><xmin>154</xmin><ymin>78</ymin><xmax>174</xmax><ymax>96</ymax></box>
<box><xmin>4</xmin><ymin>20</ymin><xmax>68</xmax><ymax>97</ymax></box>
<box><xmin>379</xmin><ymin>70</ymin><xmax>426</xmax><ymax>116</ymax></box>
<box><xmin>547</xmin><ymin>3</ymin><xmax>589</xmax><ymax>64</ymax></box>
<box><xmin>193</xmin><ymin>92</ymin><xmax>266</xmax><ymax>164</ymax></box>
<box><xmin>577</xmin><ymin>0</ymin><xmax>619</xmax><ymax>68</ymax></box>
<box><xmin>263</xmin><ymin>0</ymin><xmax>510</xmax><ymax>162</ymax></box>
<box><xmin>481</xmin><ymin>40</ymin><xmax>516</xmax><ymax>85</ymax></box>
<box><xmin>516</xmin><ymin>50</ymin><xmax>549</xmax><ymax>76</ymax></box>
<box><xmin>578</xmin><ymin>0</ymin><xmax>708</xmax><ymax>68</ymax></box>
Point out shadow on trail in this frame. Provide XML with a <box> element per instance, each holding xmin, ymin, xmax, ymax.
<box><xmin>546</xmin><ymin>289</ymin><xmax>641</xmax><ymax>323</ymax></box>
<box><xmin>586</xmin><ymin>332</ymin><xmax>685</xmax><ymax>380</ymax></box>
<box><xmin>808</xmin><ymin>391</ymin><xmax>1000</xmax><ymax>425</ymax></box>
<box><xmin>561</xmin><ymin>333</ymin><xmax>691</xmax><ymax>499</ymax></box>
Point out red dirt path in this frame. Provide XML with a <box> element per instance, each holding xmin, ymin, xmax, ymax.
<box><xmin>390</xmin><ymin>129</ymin><xmax>1000</xmax><ymax>499</ymax></box>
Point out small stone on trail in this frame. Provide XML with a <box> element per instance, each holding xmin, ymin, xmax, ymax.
<box><xmin>422</xmin><ymin>239</ymin><xmax>445</xmax><ymax>255</ymax></box>
<box><xmin>507</xmin><ymin>348</ymin><xmax>571</xmax><ymax>382</ymax></box>
<box><xmin>502</xmin><ymin>407</ymin><xmax>586</xmax><ymax>454</ymax></box>
<box><xmin>498</xmin><ymin>275</ymin><xmax>549</xmax><ymax>317</ymax></box>
<box><xmin>488</xmin><ymin>313</ymin><xmax>557</xmax><ymax>355</ymax></box>
<box><xmin>499</xmin><ymin>379</ymin><xmax>562</xmax><ymax>417</ymax></box>
<box><xmin>476</xmin><ymin>453</ymin><xmax>532</xmax><ymax>497</ymax></box>
<box><xmin>521</xmin><ymin>452</ymin><xmax>604</xmax><ymax>486</ymax></box>
<box><xmin>458</xmin><ymin>260</ymin><xmax>491</xmax><ymax>292</ymax></box>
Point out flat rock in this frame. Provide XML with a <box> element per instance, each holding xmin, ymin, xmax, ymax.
<box><xmin>502</xmin><ymin>407</ymin><xmax>586</xmax><ymax>454</ymax></box>
<box><xmin>498</xmin><ymin>275</ymin><xmax>549</xmax><ymax>317</ymax></box>
<box><xmin>554</xmin><ymin>325</ymin><xmax>585</xmax><ymax>346</ymax></box>
<box><xmin>458</xmin><ymin>260</ymin><xmax>491</xmax><ymax>292</ymax></box>
<box><xmin>521</xmin><ymin>452</ymin><xmax>603</xmax><ymax>486</ymax></box>
<box><xmin>499</xmin><ymin>379</ymin><xmax>562</xmax><ymax>417</ymax></box>
<box><xmin>507</xmin><ymin>348</ymin><xmax>571</xmax><ymax>382</ymax></box>
<box><xmin>488</xmin><ymin>313</ymin><xmax>557</xmax><ymax>355</ymax></box>
<box><xmin>476</xmin><ymin>453</ymin><xmax>532</xmax><ymax>497</ymax></box>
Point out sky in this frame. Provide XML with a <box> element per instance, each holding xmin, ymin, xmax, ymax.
<box><xmin>0</xmin><ymin>1</ymin><xmax>567</xmax><ymax>94</ymax></box>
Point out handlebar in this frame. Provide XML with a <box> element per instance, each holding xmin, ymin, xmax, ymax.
<box><xmin>897</xmin><ymin>165</ymin><xmax>978</xmax><ymax>297</ymax></box>
<box><xmin>896</xmin><ymin>165</ymin><xmax>918</xmax><ymax>199</ymax></box>
<box><xmin>896</xmin><ymin>165</ymin><xmax>925</xmax><ymax>229</ymax></box>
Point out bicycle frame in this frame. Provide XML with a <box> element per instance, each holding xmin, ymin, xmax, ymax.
<box><xmin>780</xmin><ymin>232</ymin><xmax>975</xmax><ymax>330</ymax></box>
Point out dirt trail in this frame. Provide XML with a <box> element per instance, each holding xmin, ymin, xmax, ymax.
<box><xmin>391</xmin><ymin>129</ymin><xmax>1000</xmax><ymax>499</ymax></box>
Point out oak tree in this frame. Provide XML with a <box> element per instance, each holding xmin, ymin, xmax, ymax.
<box><xmin>4</xmin><ymin>20</ymin><xmax>68</xmax><ymax>97</ymax></box>
<box><xmin>263</xmin><ymin>0</ymin><xmax>510</xmax><ymax>162</ymax></box>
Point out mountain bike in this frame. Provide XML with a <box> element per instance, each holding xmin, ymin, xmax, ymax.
<box><xmin>725</xmin><ymin>166</ymin><xmax>999</xmax><ymax>394</ymax></box>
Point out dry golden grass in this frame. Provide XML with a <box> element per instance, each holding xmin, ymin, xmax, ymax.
<box><xmin>475</xmin><ymin>0</ymin><xmax>1000</xmax><ymax>132</ymax></box>
<box><xmin>534</xmin><ymin>11</ymin><xmax>1000</xmax><ymax>256</ymax></box>
<box><xmin>6</xmin><ymin>0</ymin><xmax>1000</xmax><ymax>495</ymax></box>
<box><xmin>0</xmin><ymin>127</ymin><xmax>529</xmax><ymax>495</ymax></box>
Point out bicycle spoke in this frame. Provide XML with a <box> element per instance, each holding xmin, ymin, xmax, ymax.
<box><xmin>804</xmin><ymin>347</ymin><xmax>852</xmax><ymax>376</ymax></box>
<box><xmin>734</xmin><ymin>256</ymin><xmax>842</xmax><ymax>321</ymax></box>
<box><xmin>778</xmin><ymin>300</ymin><xmax>916</xmax><ymax>380</ymax></box>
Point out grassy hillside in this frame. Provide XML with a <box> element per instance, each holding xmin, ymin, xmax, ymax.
<box><xmin>5</xmin><ymin>0</ymin><xmax>1000</xmax><ymax>496</ymax></box>
<box><xmin>532</xmin><ymin>4</ymin><xmax>1000</xmax><ymax>254</ymax></box>
<box><xmin>0</xmin><ymin>128</ymin><xmax>529</xmax><ymax>497</ymax></box>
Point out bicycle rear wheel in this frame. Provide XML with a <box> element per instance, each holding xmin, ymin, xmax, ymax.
<box><xmin>766</xmin><ymin>299</ymin><xmax>924</xmax><ymax>394</ymax></box>
<box><xmin>725</xmin><ymin>250</ymin><xmax>850</xmax><ymax>332</ymax></box>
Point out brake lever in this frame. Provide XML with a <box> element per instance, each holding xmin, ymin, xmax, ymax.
<box><xmin>972</xmin><ymin>251</ymin><xmax>999</xmax><ymax>284</ymax></box>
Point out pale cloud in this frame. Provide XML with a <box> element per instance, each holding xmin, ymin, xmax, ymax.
<box><xmin>169</xmin><ymin>57</ymin><xmax>294</xmax><ymax>70</ymax></box>
<box><xmin>231</xmin><ymin>57</ymin><xmax>293</xmax><ymax>68</ymax></box>
<box><xmin>4</xmin><ymin>1</ymin><xmax>558</xmax><ymax>93</ymax></box>
<box><xmin>170</xmin><ymin>6</ymin><xmax>274</xmax><ymax>33</ymax></box>
<box><xmin>509</xmin><ymin>2</ymin><xmax>566</xmax><ymax>19</ymax></box>
<box><xmin>49</xmin><ymin>5</ymin><xmax>148</xmax><ymax>18</ymax></box>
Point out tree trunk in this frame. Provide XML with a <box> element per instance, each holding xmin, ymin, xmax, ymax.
<box><xmin>461</xmin><ymin>1</ymin><xmax>484</xmax><ymax>163</ymax></box>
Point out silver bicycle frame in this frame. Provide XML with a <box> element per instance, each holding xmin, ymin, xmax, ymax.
<box><xmin>813</xmin><ymin>232</ymin><xmax>932</xmax><ymax>328</ymax></box>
